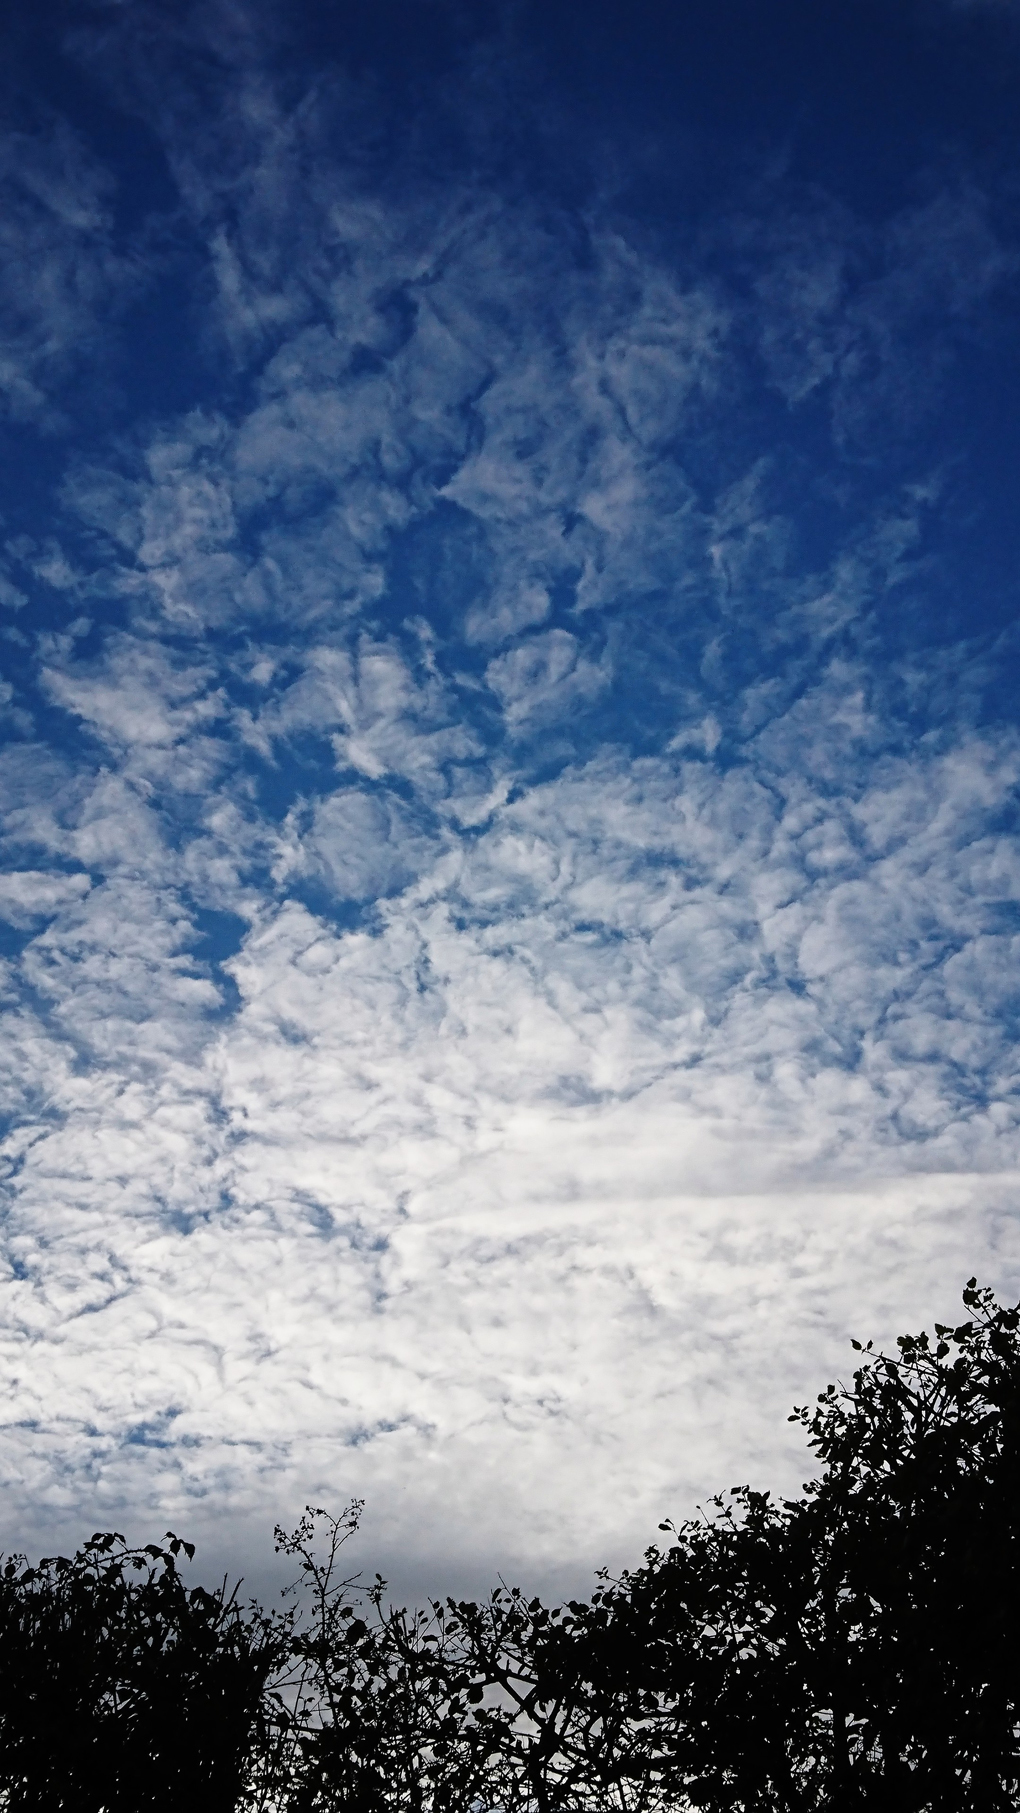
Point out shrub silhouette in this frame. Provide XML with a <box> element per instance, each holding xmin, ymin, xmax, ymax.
<box><xmin>539</xmin><ymin>1276</ymin><xmax>1020</xmax><ymax>1810</ymax></box>
<box><xmin>0</xmin><ymin>1531</ymin><xmax>283</xmax><ymax>1811</ymax></box>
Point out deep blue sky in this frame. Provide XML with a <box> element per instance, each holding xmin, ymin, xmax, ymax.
<box><xmin>2</xmin><ymin>0</ymin><xmax>1020</xmax><ymax>1591</ymax></box>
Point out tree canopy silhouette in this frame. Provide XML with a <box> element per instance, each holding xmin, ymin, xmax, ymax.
<box><xmin>0</xmin><ymin>1530</ymin><xmax>284</xmax><ymax>1811</ymax></box>
<box><xmin>539</xmin><ymin>1276</ymin><xmax>1020</xmax><ymax>1811</ymax></box>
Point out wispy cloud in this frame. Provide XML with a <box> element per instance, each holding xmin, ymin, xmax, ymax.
<box><xmin>0</xmin><ymin>118</ymin><xmax>152</xmax><ymax>432</ymax></box>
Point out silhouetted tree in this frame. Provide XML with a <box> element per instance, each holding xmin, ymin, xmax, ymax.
<box><xmin>0</xmin><ymin>1530</ymin><xmax>284</xmax><ymax>1812</ymax></box>
<box><xmin>264</xmin><ymin>1503</ymin><xmax>509</xmax><ymax>1813</ymax></box>
<box><xmin>527</xmin><ymin>1277</ymin><xmax>1020</xmax><ymax>1811</ymax></box>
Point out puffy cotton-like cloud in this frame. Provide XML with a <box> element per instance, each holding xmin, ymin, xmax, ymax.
<box><xmin>0</xmin><ymin>869</ymin><xmax>91</xmax><ymax>928</ymax></box>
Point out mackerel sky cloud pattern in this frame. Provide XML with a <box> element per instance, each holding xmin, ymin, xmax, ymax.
<box><xmin>2</xmin><ymin>0</ymin><xmax>1020</xmax><ymax>1592</ymax></box>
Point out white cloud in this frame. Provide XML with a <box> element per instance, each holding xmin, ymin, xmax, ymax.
<box><xmin>485</xmin><ymin>629</ymin><xmax>610</xmax><ymax>732</ymax></box>
<box><xmin>1</xmin><ymin>21</ymin><xmax>1019</xmax><ymax>1602</ymax></box>
<box><xmin>42</xmin><ymin>635</ymin><xmax>226</xmax><ymax>764</ymax></box>
<box><xmin>3</xmin><ymin>691</ymin><xmax>1020</xmax><ymax>1588</ymax></box>
<box><xmin>274</xmin><ymin>787</ymin><xmax>438</xmax><ymax>901</ymax></box>
<box><xmin>0</xmin><ymin>870</ymin><xmax>91</xmax><ymax>928</ymax></box>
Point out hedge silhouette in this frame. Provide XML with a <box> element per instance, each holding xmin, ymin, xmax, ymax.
<box><xmin>0</xmin><ymin>1531</ymin><xmax>284</xmax><ymax>1811</ymax></box>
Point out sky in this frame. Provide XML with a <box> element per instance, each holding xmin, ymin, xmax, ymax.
<box><xmin>2</xmin><ymin>0</ymin><xmax>1020</xmax><ymax>1598</ymax></box>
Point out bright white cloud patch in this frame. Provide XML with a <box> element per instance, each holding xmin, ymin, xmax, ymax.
<box><xmin>1</xmin><ymin>10</ymin><xmax>1019</xmax><ymax>1595</ymax></box>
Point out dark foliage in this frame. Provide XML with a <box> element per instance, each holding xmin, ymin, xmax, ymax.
<box><xmin>500</xmin><ymin>1276</ymin><xmax>1020</xmax><ymax>1811</ymax></box>
<box><xmin>2</xmin><ymin>1278</ymin><xmax>1018</xmax><ymax>1811</ymax></box>
<box><xmin>0</xmin><ymin>1531</ymin><xmax>284</xmax><ymax>1811</ymax></box>
<box><xmin>264</xmin><ymin>1503</ymin><xmax>500</xmax><ymax>1813</ymax></box>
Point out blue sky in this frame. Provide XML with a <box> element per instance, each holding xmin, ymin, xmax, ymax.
<box><xmin>2</xmin><ymin>0</ymin><xmax>1020</xmax><ymax>1593</ymax></box>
